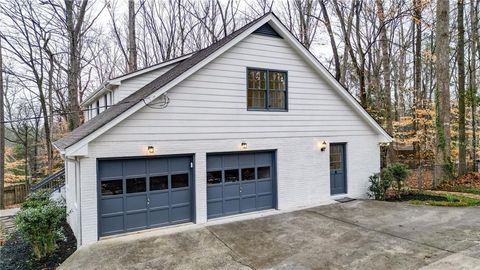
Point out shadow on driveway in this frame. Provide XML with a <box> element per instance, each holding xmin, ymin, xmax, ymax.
<box><xmin>59</xmin><ymin>200</ymin><xmax>480</xmax><ymax>270</ymax></box>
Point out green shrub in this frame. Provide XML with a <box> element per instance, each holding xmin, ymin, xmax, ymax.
<box><xmin>15</xmin><ymin>199</ymin><xmax>66</xmax><ymax>259</ymax></box>
<box><xmin>385</xmin><ymin>163</ymin><xmax>410</xmax><ymax>197</ymax></box>
<box><xmin>367</xmin><ymin>172</ymin><xmax>392</xmax><ymax>200</ymax></box>
<box><xmin>21</xmin><ymin>189</ymin><xmax>52</xmax><ymax>209</ymax></box>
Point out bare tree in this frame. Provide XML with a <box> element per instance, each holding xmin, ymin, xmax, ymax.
<box><xmin>64</xmin><ymin>0</ymin><xmax>88</xmax><ymax>130</ymax></box>
<box><xmin>434</xmin><ymin>0</ymin><xmax>451</xmax><ymax>182</ymax></box>
<box><xmin>376</xmin><ymin>0</ymin><xmax>393</xmax><ymax>163</ymax></box>
<box><xmin>319</xmin><ymin>0</ymin><xmax>341</xmax><ymax>80</ymax></box>
<box><xmin>0</xmin><ymin>0</ymin><xmax>54</xmax><ymax>173</ymax></box>
<box><xmin>470</xmin><ymin>0</ymin><xmax>479</xmax><ymax>171</ymax></box>
<box><xmin>128</xmin><ymin>0</ymin><xmax>138</xmax><ymax>72</ymax></box>
<box><xmin>458</xmin><ymin>0</ymin><xmax>466</xmax><ymax>175</ymax></box>
<box><xmin>0</xmin><ymin>38</ymin><xmax>5</xmax><ymax>209</ymax></box>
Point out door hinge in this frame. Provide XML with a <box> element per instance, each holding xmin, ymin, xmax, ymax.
<box><xmin>190</xmin><ymin>162</ymin><xmax>194</xmax><ymax>168</ymax></box>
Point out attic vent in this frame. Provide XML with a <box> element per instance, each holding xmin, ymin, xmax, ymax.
<box><xmin>253</xmin><ymin>23</ymin><xmax>282</xmax><ymax>38</ymax></box>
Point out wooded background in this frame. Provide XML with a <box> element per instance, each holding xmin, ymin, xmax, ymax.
<box><xmin>0</xmin><ymin>0</ymin><xmax>477</xmax><ymax>208</ymax></box>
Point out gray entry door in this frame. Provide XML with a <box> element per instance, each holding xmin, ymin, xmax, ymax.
<box><xmin>330</xmin><ymin>144</ymin><xmax>346</xmax><ymax>195</ymax></box>
<box><xmin>207</xmin><ymin>152</ymin><xmax>275</xmax><ymax>219</ymax></box>
<box><xmin>98</xmin><ymin>156</ymin><xmax>193</xmax><ymax>237</ymax></box>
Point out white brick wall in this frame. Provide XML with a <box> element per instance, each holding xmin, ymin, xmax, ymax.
<box><xmin>72</xmin><ymin>135</ymin><xmax>380</xmax><ymax>246</ymax></box>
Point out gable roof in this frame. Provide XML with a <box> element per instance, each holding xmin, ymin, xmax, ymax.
<box><xmin>81</xmin><ymin>53</ymin><xmax>192</xmax><ymax>107</ymax></box>
<box><xmin>54</xmin><ymin>12</ymin><xmax>391</xmax><ymax>154</ymax></box>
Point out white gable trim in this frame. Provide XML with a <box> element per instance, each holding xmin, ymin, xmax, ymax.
<box><xmin>109</xmin><ymin>54</ymin><xmax>192</xmax><ymax>85</ymax></box>
<box><xmin>64</xmin><ymin>14</ymin><xmax>391</xmax><ymax>156</ymax></box>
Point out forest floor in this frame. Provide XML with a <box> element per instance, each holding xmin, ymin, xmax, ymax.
<box><xmin>434</xmin><ymin>172</ymin><xmax>480</xmax><ymax>198</ymax></box>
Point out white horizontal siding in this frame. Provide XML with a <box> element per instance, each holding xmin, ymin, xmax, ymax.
<box><xmin>97</xmin><ymin>33</ymin><xmax>375</xmax><ymax>143</ymax></box>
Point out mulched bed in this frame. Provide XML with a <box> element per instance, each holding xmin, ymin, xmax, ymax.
<box><xmin>386</xmin><ymin>193</ymin><xmax>456</xmax><ymax>202</ymax></box>
<box><xmin>0</xmin><ymin>222</ymin><xmax>76</xmax><ymax>270</ymax></box>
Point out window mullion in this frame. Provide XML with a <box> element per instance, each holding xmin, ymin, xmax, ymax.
<box><xmin>266</xmin><ymin>71</ymin><xmax>269</xmax><ymax>110</ymax></box>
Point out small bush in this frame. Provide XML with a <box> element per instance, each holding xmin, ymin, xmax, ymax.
<box><xmin>367</xmin><ymin>173</ymin><xmax>392</xmax><ymax>200</ymax></box>
<box><xmin>21</xmin><ymin>189</ymin><xmax>52</xmax><ymax>209</ymax></box>
<box><xmin>15</xmin><ymin>197</ymin><xmax>66</xmax><ymax>259</ymax></box>
<box><xmin>386</xmin><ymin>163</ymin><xmax>410</xmax><ymax>197</ymax></box>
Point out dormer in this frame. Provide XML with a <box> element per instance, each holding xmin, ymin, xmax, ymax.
<box><xmin>82</xmin><ymin>54</ymin><xmax>192</xmax><ymax>121</ymax></box>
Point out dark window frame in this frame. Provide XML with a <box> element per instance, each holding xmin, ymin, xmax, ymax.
<box><xmin>104</xmin><ymin>93</ymin><xmax>108</xmax><ymax>110</ymax></box>
<box><xmin>246</xmin><ymin>68</ymin><xmax>288</xmax><ymax>111</ymax></box>
<box><xmin>96</xmin><ymin>99</ymin><xmax>100</xmax><ymax>115</ymax></box>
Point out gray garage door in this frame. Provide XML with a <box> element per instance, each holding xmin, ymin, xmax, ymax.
<box><xmin>207</xmin><ymin>152</ymin><xmax>275</xmax><ymax>219</ymax></box>
<box><xmin>98</xmin><ymin>156</ymin><xmax>193</xmax><ymax>237</ymax></box>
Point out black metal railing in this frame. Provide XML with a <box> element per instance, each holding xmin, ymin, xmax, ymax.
<box><xmin>31</xmin><ymin>168</ymin><xmax>66</xmax><ymax>193</ymax></box>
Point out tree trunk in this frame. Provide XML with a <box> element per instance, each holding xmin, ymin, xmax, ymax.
<box><xmin>414</xmin><ymin>0</ymin><xmax>422</xmax><ymax>103</ymax></box>
<box><xmin>434</xmin><ymin>0</ymin><xmax>452</xmax><ymax>183</ymax></box>
<box><xmin>0</xmin><ymin>38</ymin><xmax>4</xmax><ymax>209</ymax></box>
<box><xmin>65</xmin><ymin>0</ymin><xmax>87</xmax><ymax>131</ymax></box>
<box><xmin>376</xmin><ymin>0</ymin><xmax>393</xmax><ymax>163</ymax></box>
<box><xmin>319</xmin><ymin>0</ymin><xmax>341</xmax><ymax>81</ymax></box>
<box><xmin>128</xmin><ymin>0</ymin><xmax>137</xmax><ymax>72</ymax></box>
<box><xmin>470</xmin><ymin>0</ymin><xmax>479</xmax><ymax>171</ymax></box>
<box><xmin>458</xmin><ymin>0</ymin><xmax>467</xmax><ymax>176</ymax></box>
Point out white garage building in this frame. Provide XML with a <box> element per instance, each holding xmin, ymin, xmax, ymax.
<box><xmin>54</xmin><ymin>13</ymin><xmax>392</xmax><ymax>247</ymax></box>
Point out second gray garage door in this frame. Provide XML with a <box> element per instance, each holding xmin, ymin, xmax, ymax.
<box><xmin>98</xmin><ymin>156</ymin><xmax>193</xmax><ymax>237</ymax></box>
<box><xmin>207</xmin><ymin>151</ymin><xmax>276</xmax><ymax>219</ymax></box>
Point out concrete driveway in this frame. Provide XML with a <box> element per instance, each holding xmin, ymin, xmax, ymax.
<box><xmin>59</xmin><ymin>200</ymin><xmax>480</xmax><ymax>270</ymax></box>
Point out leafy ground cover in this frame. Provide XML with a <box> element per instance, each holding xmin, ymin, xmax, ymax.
<box><xmin>435</xmin><ymin>172</ymin><xmax>480</xmax><ymax>196</ymax></box>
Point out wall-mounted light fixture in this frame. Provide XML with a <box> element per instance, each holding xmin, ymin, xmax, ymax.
<box><xmin>147</xmin><ymin>146</ymin><xmax>155</xmax><ymax>154</ymax></box>
<box><xmin>319</xmin><ymin>141</ymin><xmax>327</xmax><ymax>152</ymax></box>
<box><xmin>241</xmin><ymin>142</ymin><xmax>248</xmax><ymax>150</ymax></box>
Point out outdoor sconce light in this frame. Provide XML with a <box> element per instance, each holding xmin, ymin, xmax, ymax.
<box><xmin>147</xmin><ymin>146</ymin><xmax>155</xmax><ymax>154</ymax></box>
<box><xmin>241</xmin><ymin>142</ymin><xmax>248</xmax><ymax>150</ymax></box>
<box><xmin>319</xmin><ymin>141</ymin><xmax>327</xmax><ymax>152</ymax></box>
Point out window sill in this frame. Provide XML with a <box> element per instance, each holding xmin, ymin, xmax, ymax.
<box><xmin>247</xmin><ymin>108</ymin><xmax>288</xmax><ymax>112</ymax></box>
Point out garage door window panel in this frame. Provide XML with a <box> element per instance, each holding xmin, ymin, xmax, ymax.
<box><xmin>172</xmin><ymin>173</ymin><xmax>189</xmax><ymax>188</ymax></box>
<box><xmin>126</xmin><ymin>177</ymin><xmax>147</xmax><ymax>193</ymax></box>
<box><xmin>150</xmin><ymin>175</ymin><xmax>168</xmax><ymax>191</ymax></box>
<box><xmin>207</xmin><ymin>171</ymin><xmax>222</xmax><ymax>185</ymax></box>
<box><xmin>101</xmin><ymin>179</ymin><xmax>123</xmax><ymax>196</ymax></box>
<box><xmin>257</xmin><ymin>166</ymin><xmax>271</xmax><ymax>179</ymax></box>
<box><xmin>225</xmin><ymin>169</ymin><xmax>239</xmax><ymax>183</ymax></box>
<box><xmin>241</xmin><ymin>168</ymin><xmax>255</xmax><ymax>181</ymax></box>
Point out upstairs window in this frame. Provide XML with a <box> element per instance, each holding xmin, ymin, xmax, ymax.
<box><xmin>104</xmin><ymin>94</ymin><xmax>108</xmax><ymax>110</ymax></box>
<box><xmin>96</xmin><ymin>100</ymin><xmax>100</xmax><ymax>115</ymax></box>
<box><xmin>247</xmin><ymin>69</ymin><xmax>287</xmax><ymax>111</ymax></box>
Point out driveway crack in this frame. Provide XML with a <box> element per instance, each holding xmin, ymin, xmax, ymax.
<box><xmin>305</xmin><ymin>210</ymin><xmax>457</xmax><ymax>255</ymax></box>
<box><xmin>206</xmin><ymin>227</ymin><xmax>256</xmax><ymax>270</ymax></box>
